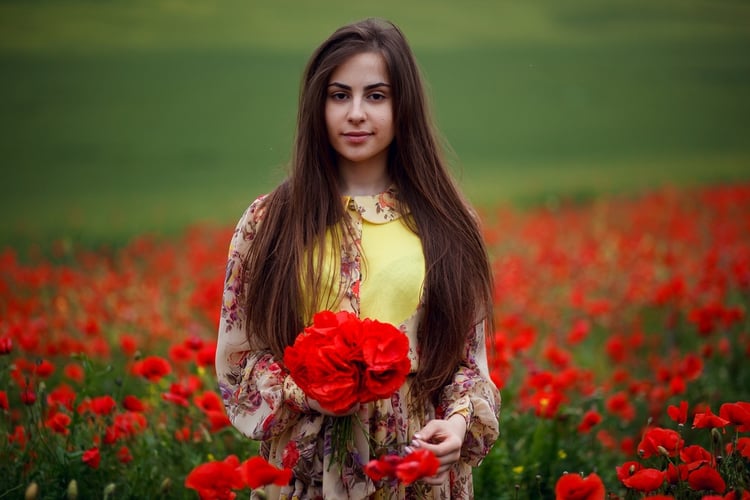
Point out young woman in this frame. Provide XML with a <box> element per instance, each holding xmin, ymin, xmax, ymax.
<box><xmin>216</xmin><ymin>18</ymin><xmax>500</xmax><ymax>499</ymax></box>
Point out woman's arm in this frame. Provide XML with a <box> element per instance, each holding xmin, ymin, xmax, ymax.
<box><xmin>215</xmin><ymin>197</ymin><xmax>311</xmax><ymax>440</ymax></box>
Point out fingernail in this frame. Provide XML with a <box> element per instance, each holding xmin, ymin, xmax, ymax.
<box><xmin>413</xmin><ymin>433</ymin><xmax>421</xmax><ymax>440</ymax></box>
<box><xmin>404</xmin><ymin>446</ymin><xmax>412</xmax><ymax>454</ymax></box>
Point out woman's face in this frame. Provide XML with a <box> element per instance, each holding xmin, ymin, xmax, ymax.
<box><xmin>325</xmin><ymin>52</ymin><xmax>394</xmax><ymax>173</ymax></box>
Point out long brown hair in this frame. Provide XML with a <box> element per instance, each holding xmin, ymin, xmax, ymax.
<box><xmin>241</xmin><ymin>18</ymin><xmax>493</xmax><ymax>406</ymax></box>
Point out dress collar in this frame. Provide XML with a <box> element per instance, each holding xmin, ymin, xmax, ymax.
<box><xmin>342</xmin><ymin>185</ymin><xmax>406</xmax><ymax>224</ymax></box>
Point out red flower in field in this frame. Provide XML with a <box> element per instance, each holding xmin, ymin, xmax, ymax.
<box><xmin>577</xmin><ymin>410</ymin><xmax>602</xmax><ymax>433</ymax></box>
<box><xmin>719</xmin><ymin>402</ymin><xmax>750</xmax><ymax>431</ymax></box>
<box><xmin>236</xmin><ymin>456</ymin><xmax>292</xmax><ymax>489</ymax></box>
<box><xmin>359</xmin><ymin>319</ymin><xmax>410</xmax><ymax>402</ymax></box>
<box><xmin>638</xmin><ymin>427</ymin><xmax>683</xmax><ymax>458</ymax></box>
<box><xmin>727</xmin><ymin>437</ymin><xmax>750</xmax><ymax>460</ymax></box>
<box><xmin>185</xmin><ymin>455</ymin><xmax>244</xmax><ymax>500</ymax></box>
<box><xmin>605</xmin><ymin>391</ymin><xmax>635</xmax><ymax>422</ymax></box>
<box><xmin>0</xmin><ymin>336</ymin><xmax>12</xmax><ymax>354</ymax></box>
<box><xmin>168</xmin><ymin>343</ymin><xmax>193</xmax><ymax>363</ymax></box>
<box><xmin>117</xmin><ymin>445</ymin><xmax>133</xmax><ymax>464</ymax></box>
<box><xmin>680</xmin><ymin>445</ymin><xmax>711</xmax><ymax>466</ymax></box>
<box><xmin>566</xmin><ymin>318</ymin><xmax>590</xmax><ymax>344</ymax></box>
<box><xmin>132</xmin><ymin>355</ymin><xmax>172</xmax><ymax>382</ymax></box>
<box><xmin>621</xmin><ymin>468</ymin><xmax>665</xmax><ymax>492</ymax></box>
<box><xmin>162</xmin><ymin>391</ymin><xmax>189</xmax><ymax>407</ymax></box>
<box><xmin>0</xmin><ymin>390</ymin><xmax>8</xmax><ymax>410</ymax></box>
<box><xmin>196</xmin><ymin>343</ymin><xmax>217</xmax><ymax>367</ymax></box>
<box><xmin>688</xmin><ymin>464</ymin><xmax>726</xmax><ymax>493</ymax></box>
<box><xmin>554</xmin><ymin>472</ymin><xmax>605</xmax><ymax>500</ymax></box>
<box><xmin>20</xmin><ymin>387</ymin><xmax>36</xmax><ymax>406</ymax></box>
<box><xmin>205</xmin><ymin>410</ymin><xmax>231</xmax><ymax>432</ymax></box>
<box><xmin>91</xmin><ymin>395</ymin><xmax>117</xmax><ymax>416</ymax></box>
<box><xmin>35</xmin><ymin>359</ymin><xmax>55</xmax><ymax>378</ymax></box>
<box><xmin>615</xmin><ymin>461</ymin><xmax>641</xmax><ymax>482</ymax></box>
<box><xmin>678</xmin><ymin>354</ymin><xmax>703</xmax><ymax>381</ymax></box>
<box><xmin>120</xmin><ymin>335</ymin><xmax>137</xmax><ymax>356</ymax></box>
<box><xmin>667</xmin><ymin>400</ymin><xmax>688</xmax><ymax>425</ymax></box>
<box><xmin>194</xmin><ymin>391</ymin><xmax>223</xmax><ymax>413</ymax></box>
<box><xmin>395</xmin><ymin>449</ymin><xmax>441</xmax><ymax>485</ymax></box>
<box><xmin>665</xmin><ymin>463</ymin><xmax>689</xmax><ymax>485</ymax></box>
<box><xmin>82</xmin><ymin>446</ymin><xmax>101</xmax><ymax>469</ymax></box>
<box><xmin>45</xmin><ymin>412</ymin><xmax>72</xmax><ymax>435</ymax></box>
<box><xmin>123</xmin><ymin>395</ymin><xmax>145</xmax><ymax>412</ymax></box>
<box><xmin>693</xmin><ymin>408</ymin><xmax>730</xmax><ymax>429</ymax></box>
<box><xmin>8</xmin><ymin>425</ymin><xmax>27</xmax><ymax>449</ymax></box>
<box><xmin>530</xmin><ymin>389</ymin><xmax>564</xmax><ymax>418</ymax></box>
<box><xmin>63</xmin><ymin>363</ymin><xmax>84</xmax><ymax>383</ymax></box>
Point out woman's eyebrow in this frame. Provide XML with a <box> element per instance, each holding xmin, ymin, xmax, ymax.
<box><xmin>327</xmin><ymin>82</ymin><xmax>391</xmax><ymax>91</ymax></box>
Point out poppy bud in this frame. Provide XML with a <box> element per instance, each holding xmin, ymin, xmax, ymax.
<box><xmin>711</xmin><ymin>428</ymin><xmax>723</xmax><ymax>448</ymax></box>
<box><xmin>657</xmin><ymin>445</ymin><xmax>670</xmax><ymax>457</ymax></box>
<box><xmin>160</xmin><ymin>478</ymin><xmax>172</xmax><ymax>493</ymax></box>
<box><xmin>66</xmin><ymin>480</ymin><xmax>78</xmax><ymax>500</ymax></box>
<box><xmin>103</xmin><ymin>484</ymin><xmax>116</xmax><ymax>500</ymax></box>
<box><xmin>25</xmin><ymin>482</ymin><xmax>38</xmax><ymax>500</ymax></box>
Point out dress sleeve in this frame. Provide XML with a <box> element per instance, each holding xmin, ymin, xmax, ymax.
<box><xmin>438</xmin><ymin>318</ymin><xmax>501</xmax><ymax>466</ymax></box>
<box><xmin>215</xmin><ymin>196</ymin><xmax>311</xmax><ymax>441</ymax></box>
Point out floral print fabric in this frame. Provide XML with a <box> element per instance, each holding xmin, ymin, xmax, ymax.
<box><xmin>216</xmin><ymin>187</ymin><xmax>501</xmax><ymax>499</ymax></box>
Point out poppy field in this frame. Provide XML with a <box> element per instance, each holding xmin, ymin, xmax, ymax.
<box><xmin>1</xmin><ymin>182</ymin><xmax>749</xmax><ymax>499</ymax></box>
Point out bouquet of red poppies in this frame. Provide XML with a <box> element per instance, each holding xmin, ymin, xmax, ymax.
<box><xmin>283</xmin><ymin>310</ymin><xmax>411</xmax><ymax>467</ymax></box>
<box><xmin>283</xmin><ymin>310</ymin><xmax>411</xmax><ymax>414</ymax></box>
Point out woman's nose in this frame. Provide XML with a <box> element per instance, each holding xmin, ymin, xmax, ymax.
<box><xmin>348</xmin><ymin>98</ymin><xmax>365</xmax><ymax>123</ymax></box>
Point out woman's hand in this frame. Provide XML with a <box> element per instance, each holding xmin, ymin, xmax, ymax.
<box><xmin>306</xmin><ymin>397</ymin><xmax>360</xmax><ymax>417</ymax></box>
<box><xmin>408</xmin><ymin>414</ymin><xmax>467</xmax><ymax>485</ymax></box>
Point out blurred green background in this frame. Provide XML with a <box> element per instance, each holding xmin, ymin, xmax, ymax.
<box><xmin>1</xmin><ymin>0</ymin><xmax>749</xmax><ymax>246</ymax></box>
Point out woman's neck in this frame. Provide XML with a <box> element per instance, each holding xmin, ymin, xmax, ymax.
<box><xmin>338</xmin><ymin>162</ymin><xmax>391</xmax><ymax>196</ymax></box>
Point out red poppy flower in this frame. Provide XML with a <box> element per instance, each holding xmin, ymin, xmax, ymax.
<box><xmin>719</xmin><ymin>402</ymin><xmax>750</xmax><ymax>431</ymax></box>
<box><xmin>621</xmin><ymin>468</ymin><xmax>665</xmax><ymax>492</ymax></box>
<box><xmin>185</xmin><ymin>455</ymin><xmax>244</xmax><ymax>500</ymax></box>
<box><xmin>638</xmin><ymin>427</ymin><xmax>683</xmax><ymax>458</ymax></box>
<box><xmin>727</xmin><ymin>437</ymin><xmax>750</xmax><ymax>460</ymax></box>
<box><xmin>578</xmin><ymin>410</ymin><xmax>602</xmax><ymax>433</ymax></box>
<box><xmin>91</xmin><ymin>395</ymin><xmax>117</xmax><ymax>416</ymax></box>
<box><xmin>0</xmin><ymin>390</ymin><xmax>8</xmax><ymax>411</ymax></box>
<box><xmin>20</xmin><ymin>387</ymin><xmax>36</xmax><ymax>406</ymax></box>
<box><xmin>554</xmin><ymin>472</ymin><xmax>605</xmax><ymax>500</ymax></box>
<box><xmin>45</xmin><ymin>412</ymin><xmax>72</xmax><ymax>435</ymax></box>
<box><xmin>395</xmin><ymin>449</ymin><xmax>441</xmax><ymax>485</ymax></box>
<box><xmin>688</xmin><ymin>464</ymin><xmax>726</xmax><ymax>493</ymax></box>
<box><xmin>667</xmin><ymin>401</ymin><xmax>688</xmax><ymax>424</ymax></box>
<box><xmin>364</xmin><ymin>455</ymin><xmax>400</xmax><ymax>482</ymax></box>
<box><xmin>205</xmin><ymin>410</ymin><xmax>231</xmax><ymax>432</ymax></box>
<box><xmin>35</xmin><ymin>359</ymin><xmax>55</xmax><ymax>378</ymax></box>
<box><xmin>63</xmin><ymin>363</ymin><xmax>84</xmax><ymax>383</ymax></box>
<box><xmin>665</xmin><ymin>463</ymin><xmax>689</xmax><ymax>485</ymax></box>
<box><xmin>82</xmin><ymin>446</ymin><xmax>101</xmax><ymax>469</ymax></box>
<box><xmin>117</xmin><ymin>445</ymin><xmax>133</xmax><ymax>464</ymax></box>
<box><xmin>680</xmin><ymin>445</ymin><xmax>711</xmax><ymax>465</ymax></box>
<box><xmin>123</xmin><ymin>395</ymin><xmax>145</xmax><ymax>412</ymax></box>
<box><xmin>615</xmin><ymin>461</ymin><xmax>641</xmax><ymax>482</ymax></box>
<box><xmin>194</xmin><ymin>391</ymin><xmax>224</xmax><ymax>413</ymax></box>
<box><xmin>0</xmin><ymin>336</ymin><xmax>13</xmax><ymax>354</ymax></box>
<box><xmin>237</xmin><ymin>456</ymin><xmax>293</xmax><ymax>489</ymax></box>
<box><xmin>693</xmin><ymin>408</ymin><xmax>730</xmax><ymax>429</ymax></box>
<box><xmin>359</xmin><ymin>319</ymin><xmax>410</xmax><ymax>402</ymax></box>
<box><xmin>132</xmin><ymin>356</ymin><xmax>172</xmax><ymax>382</ymax></box>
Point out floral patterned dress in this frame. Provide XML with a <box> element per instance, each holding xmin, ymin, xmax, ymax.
<box><xmin>216</xmin><ymin>187</ymin><xmax>501</xmax><ymax>499</ymax></box>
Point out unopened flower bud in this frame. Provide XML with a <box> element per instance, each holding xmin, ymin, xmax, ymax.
<box><xmin>160</xmin><ymin>478</ymin><xmax>172</xmax><ymax>493</ymax></box>
<box><xmin>711</xmin><ymin>428</ymin><xmax>722</xmax><ymax>448</ymax></box>
<box><xmin>25</xmin><ymin>482</ymin><xmax>39</xmax><ymax>500</ymax></box>
<box><xmin>66</xmin><ymin>480</ymin><xmax>78</xmax><ymax>499</ymax></box>
<box><xmin>103</xmin><ymin>483</ymin><xmax>116</xmax><ymax>500</ymax></box>
<box><xmin>657</xmin><ymin>446</ymin><xmax>670</xmax><ymax>457</ymax></box>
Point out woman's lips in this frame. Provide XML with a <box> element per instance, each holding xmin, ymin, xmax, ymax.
<box><xmin>343</xmin><ymin>132</ymin><xmax>372</xmax><ymax>144</ymax></box>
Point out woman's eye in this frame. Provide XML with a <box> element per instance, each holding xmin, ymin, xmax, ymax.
<box><xmin>368</xmin><ymin>93</ymin><xmax>386</xmax><ymax>101</ymax></box>
<box><xmin>330</xmin><ymin>92</ymin><xmax>348</xmax><ymax>100</ymax></box>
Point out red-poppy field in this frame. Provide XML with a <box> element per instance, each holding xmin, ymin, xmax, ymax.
<box><xmin>1</xmin><ymin>183</ymin><xmax>749</xmax><ymax>499</ymax></box>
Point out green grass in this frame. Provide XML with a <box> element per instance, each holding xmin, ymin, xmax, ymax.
<box><xmin>1</xmin><ymin>0</ymin><xmax>749</xmax><ymax>246</ymax></box>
